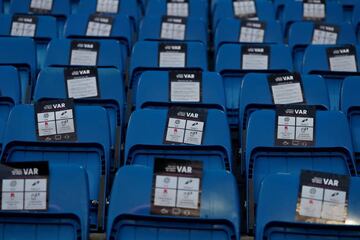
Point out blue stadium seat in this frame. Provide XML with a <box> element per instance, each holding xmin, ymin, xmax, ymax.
<box><xmin>107</xmin><ymin>165</ymin><xmax>240</xmax><ymax>240</ymax></box>
<box><xmin>256</xmin><ymin>174</ymin><xmax>360</xmax><ymax>240</ymax></box>
<box><xmin>0</xmin><ymin>66</ymin><xmax>21</xmax><ymax>149</ymax></box>
<box><xmin>245</xmin><ymin>109</ymin><xmax>356</xmax><ymax>231</ymax></box>
<box><xmin>0</xmin><ymin>14</ymin><xmax>57</xmax><ymax>70</ymax></box>
<box><xmin>211</xmin><ymin>0</ymin><xmax>271</xmax><ymax>15</ymax></box>
<box><xmin>138</xmin><ymin>16</ymin><xmax>208</xmax><ymax>47</ymax></box>
<box><xmin>351</xmin><ymin>3</ymin><xmax>360</xmax><ymax>42</ymax></box>
<box><xmin>239</xmin><ymin>73</ymin><xmax>330</xmax><ymax>170</ymax></box>
<box><xmin>9</xmin><ymin>0</ymin><xmax>71</xmax><ymax>36</ymax></box>
<box><xmin>0</xmin><ymin>0</ymin><xmax>13</xmax><ymax>14</ymax></box>
<box><xmin>77</xmin><ymin>0</ymin><xmax>141</xmax><ymax>31</ymax></box>
<box><xmin>273</xmin><ymin>0</ymin><xmax>286</xmax><ymax>21</ymax></box>
<box><xmin>303</xmin><ymin>44</ymin><xmax>360</xmax><ymax>110</ymax></box>
<box><xmin>70</xmin><ymin>0</ymin><xmax>80</xmax><ymax>14</ymax></box>
<box><xmin>0</xmin><ymin>38</ymin><xmax>36</xmax><ymax>104</ymax></box>
<box><xmin>0</xmin><ymin>164</ymin><xmax>89</xmax><ymax>240</ymax></box>
<box><xmin>215</xmin><ymin>44</ymin><xmax>293</xmax><ymax>127</ymax></box>
<box><xmin>33</xmin><ymin>67</ymin><xmax>125</xmax><ymax>170</ymax></box>
<box><xmin>135</xmin><ymin>71</ymin><xmax>226</xmax><ymax>111</ymax></box>
<box><xmin>125</xmin><ymin>109</ymin><xmax>233</xmax><ymax>171</ymax></box>
<box><xmin>146</xmin><ymin>0</ymin><xmax>208</xmax><ymax>25</ymax></box>
<box><xmin>289</xmin><ymin>22</ymin><xmax>356</xmax><ymax>72</ymax></box>
<box><xmin>129</xmin><ymin>41</ymin><xmax>207</xmax><ymax>103</ymax></box>
<box><xmin>44</xmin><ymin>39</ymin><xmax>123</xmax><ymax>72</ymax></box>
<box><xmin>214</xmin><ymin>19</ymin><xmax>283</xmax><ymax>54</ymax></box>
<box><xmin>283</xmin><ymin>1</ymin><xmax>344</xmax><ymax>38</ymax></box>
<box><xmin>64</xmin><ymin>13</ymin><xmax>133</xmax><ymax>61</ymax></box>
<box><xmin>1</xmin><ymin>104</ymin><xmax>111</xmax><ymax>230</ymax></box>
<box><xmin>340</xmin><ymin>0</ymin><xmax>358</xmax><ymax>22</ymax></box>
<box><xmin>273</xmin><ymin>0</ymin><xmax>341</xmax><ymax>22</ymax></box>
<box><xmin>213</xmin><ymin>0</ymin><xmax>275</xmax><ymax>31</ymax></box>
<box><xmin>136</xmin><ymin>0</ymin><xmax>146</xmax><ymax>14</ymax></box>
<box><xmin>341</xmin><ymin>76</ymin><xmax>360</xmax><ymax>173</ymax></box>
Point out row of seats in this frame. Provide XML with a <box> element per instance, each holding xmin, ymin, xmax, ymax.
<box><xmin>1</xmin><ymin>0</ymin><xmax>142</xmax><ymax>32</ymax></box>
<box><xmin>110</xmin><ymin>1</ymin><xmax>240</xmax><ymax>240</ymax></box>
<box><xmin>212</xmin><ymin>0</ymin><xmax>360</xmax><ymax>236</ymax></box>
<box><xmin>214</xmin><ymin>43</ymin><xmax>360</xmax><ymax>126</ymax></box>
<box><xmin>212</xmin><ymin>0</ymin><xmax>360</xmax><ymax>32</ymax></box>
<box><xmin>0</xmin><ymin>0</ymin><xmax>139</xmax><ymax>238</ymax></box>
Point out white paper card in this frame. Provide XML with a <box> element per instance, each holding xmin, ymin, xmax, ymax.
<box><xmin>96</xmin><ymin>0</ymin><xmax>119</xmax><ymax>13</ymax></box>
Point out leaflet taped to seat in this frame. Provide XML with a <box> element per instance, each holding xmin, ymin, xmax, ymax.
<box><xmin>86</xmin><ymin>14</ymin><xmax>114</xmax><ymax>37</ymax></box>
<box><xmin>30</xmin><ymin>0</ymin><xmax>53</xmax><ymax>13</ymax></box>
<box><xmin>11</xmin><ymin>15</ymin><xmax>38</xmax><ymax>37</ymax></box>
<box><xmin>70</xmin><ymin>40</ymin><xmax>99</xmax><ymax>66</ymax></box>
<box><xmin>312</xmin><ymin>23</ymin><xmax>339</xmax><ymax>45</ymax></box>
<box><xmin>275</xmin><ymin>105</ymin><xmax>316</xmax><ymax>147</ymax></box>
<box><xmin>158</xmin><ymin>43</ymin><xmax>187</xmax><ymax>68</ymax></box>
<box><xmin>169</xmin><ymin>70</ymin><xmax>201</xmax><ymax>102</ymax></box>
<box><xmin>233</xmin><ymin>0</ymin><xmax>258</xmax><ymax>20</ymax></box>
<box><xmin>64</xmin><ymin>67</ymin><xmax>100</xmax><ymax>99</ymax></box>
<box><xmin>35</xmin><ymin>99</ymin><xmax>77</xmax><ymax>141</ymax></box>
<box><xmin>96</xmin><ymin>0</ymin><xmax>119</xmax><ymax>14</ymax></box>
<box><xmin>239</xmin><ymin>20</ymin><xmax>265</xmax><ymax>43</ymax></box>
<box><xmin>268</xmin><ymin>73</ymin><xmax>305</xmax><ymax>105</ymax></box>
<box><xmin>327</xmin><ymin>45</ymin><xmax>357</xmax><ymax>72</ymax></box>
<box><xmin>151</xmin><ymin>158</ymin><xmax>202</xmax><ymax>217</ymax></box>
<box><xmin>164</xmin><ymin>106</ymin><xmax>207</xmax><ymax>145</ymax></box>
<box><xmin>303</xmin><ymin>0</ymin><xmax>325</xmax><ymax>21</ymax></box>
<box><xmin>0</xmin><ymin>162</ymin><xmax>49</xmax><ymax>211</ymax></box>
<box><xmin>241</xmin><ymin>45</ymin><xmax>270</xmax><ymax>70</ymax></box>
<box><xmin>167</xmin><ymin>0</ymin><xmax>189</xmax><ymax>17</ymax></box>
<box><xmin>296</xmin><ymin>170</ymin><xmax>349</xmax><ymax>224</ymax></box>
<box><xmin>161</xmin><ymin>16</ymin><xmax>187</xmax><ymax>40</ymax></box>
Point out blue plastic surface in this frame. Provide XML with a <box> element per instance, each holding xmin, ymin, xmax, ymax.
<box><xmin>107</xmin><ymin>165</ymin><xmax>240</xmax><ymax>240</ymax></box>
<box><xmin>129</xmin><ymin>41</ymin><xmax>207</xmax><ymax>103</ymax></box>
<box><xmin>239</xmin><ymin>73</ymin><xmax>330</xmax><ymax>163</ymax></box>
<box><xmin>125</xmin><ymin>109</ymin><xmax>233</xmax><ymax>171</ymax></box>
<box><xmin>64</xmin><ymin>13</ymin><xmax>133</xmax><ymax>58</ymax></box>
<box><xmin>283</xmin><ymin>1</ymin><xmax>344</xmax><ymax>38</ymax></box>
<box><xmin>9</xmin><ymin>0</ymin><xmax>71</xmax><ymax>36</ymax></box>
<box><xmin>289</xmin><ymin>22</ymin><xmax>356</xmax><ymax>72</ymax></box>
<box><xmin>351</xmin><ymin>3</ymin><xmax>360</xmax><ymax>41</ymax></box>
<box><xmin>77</xmin><ymin>0</ymin><xmax>141</xmax><ymax>30</ymax></box>
<box><xmin>146</xmin><ymin>0</ymin><xmax>208</xmax><ymax>25</ymax></box>
<box><xmin>214</xmin><ymin>19</ymin><xmax>283</xmax><ymax>54</ymax></box>
<box><xmin>245</xmin><ymin>110</ymin><xmax>356</xmax><ymax>231</ymax></box>
<box><xmin>215</xmin><ymin>43</ymin><xmax>293</xmax><ymax>127</ymax></box>
<box><xmin>33</xmin><ymin>67</ymin><xmax>125</xmax><ymax>169</ymax></box>
<box><xmin>0</xmin><ymin>66</ymin><xmax>21</xmax><ymax>151</ymax></box>
<box><xmin>0</xmin><ymin>164</ymin><xmax>89</xmax><ymax>240</ymax></box>
<box><xmin>256</xmin><ymin>174</ymin><xmax>360</xmax><ymax>240</ymax></box>
<box><xmin>139</xmin><ymin>16</ymin><xmax>208</xmax><ymax>47</ymax></box>
<box><xmin>213</xmin><ymin>0</ymin><xmax>275</xmax><ymax>30</ymax></box>
<box><xmin>303</xmin><ymin>44</ymin><xmax>360</xmax><ymax>110</ymax></box>
<box><xmin>0</xmin><ymin>37</ymin><xmax>36</xmax><ymax>104</ymax></box>
<box><xmin>135</xmin><ymin>71</ymin><xmax>226</xmax><ymax>111</ymax></box>
<box><xmin>0</xmin><ymin>14</ymin><xmax>57</xmax><ymax>69</ymax></box>
<box><xmin>340</xmin><ymin>76</ymin><xmax>360</xmax><ymax>172</ymax></box>
<box><xmin>44</xmin><ymin>39</ymin><xmax>124</xmax><ymax>73</ymax></box>
<box><xmin>1</xmin><ymin>104</ymin><xmax>111</xmax><ymax>230</ymax></box>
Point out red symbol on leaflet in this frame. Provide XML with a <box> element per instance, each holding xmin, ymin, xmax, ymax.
<box><xmin>163</xmin><ymin>189</ymin><xmax>168</xmax><ymax>194</ymax></box>
<box><xmin>174</xmin><ymin>128</ymin><xmax>178</xmax><ymax>133</ymax></box>
<box><xmin>45</xmin><ymin>121</ymin><xmax>48</xmax><ymax>127</ymax></box>
<box><xmin>10</xmin><ymin>192</ymin><xmax>15</xmax><ymax>200</ymax></box>
<box><xmin>309</xmin><ymin>199</ymin><xmax>313</xmax><ymax>204</ymax></box>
